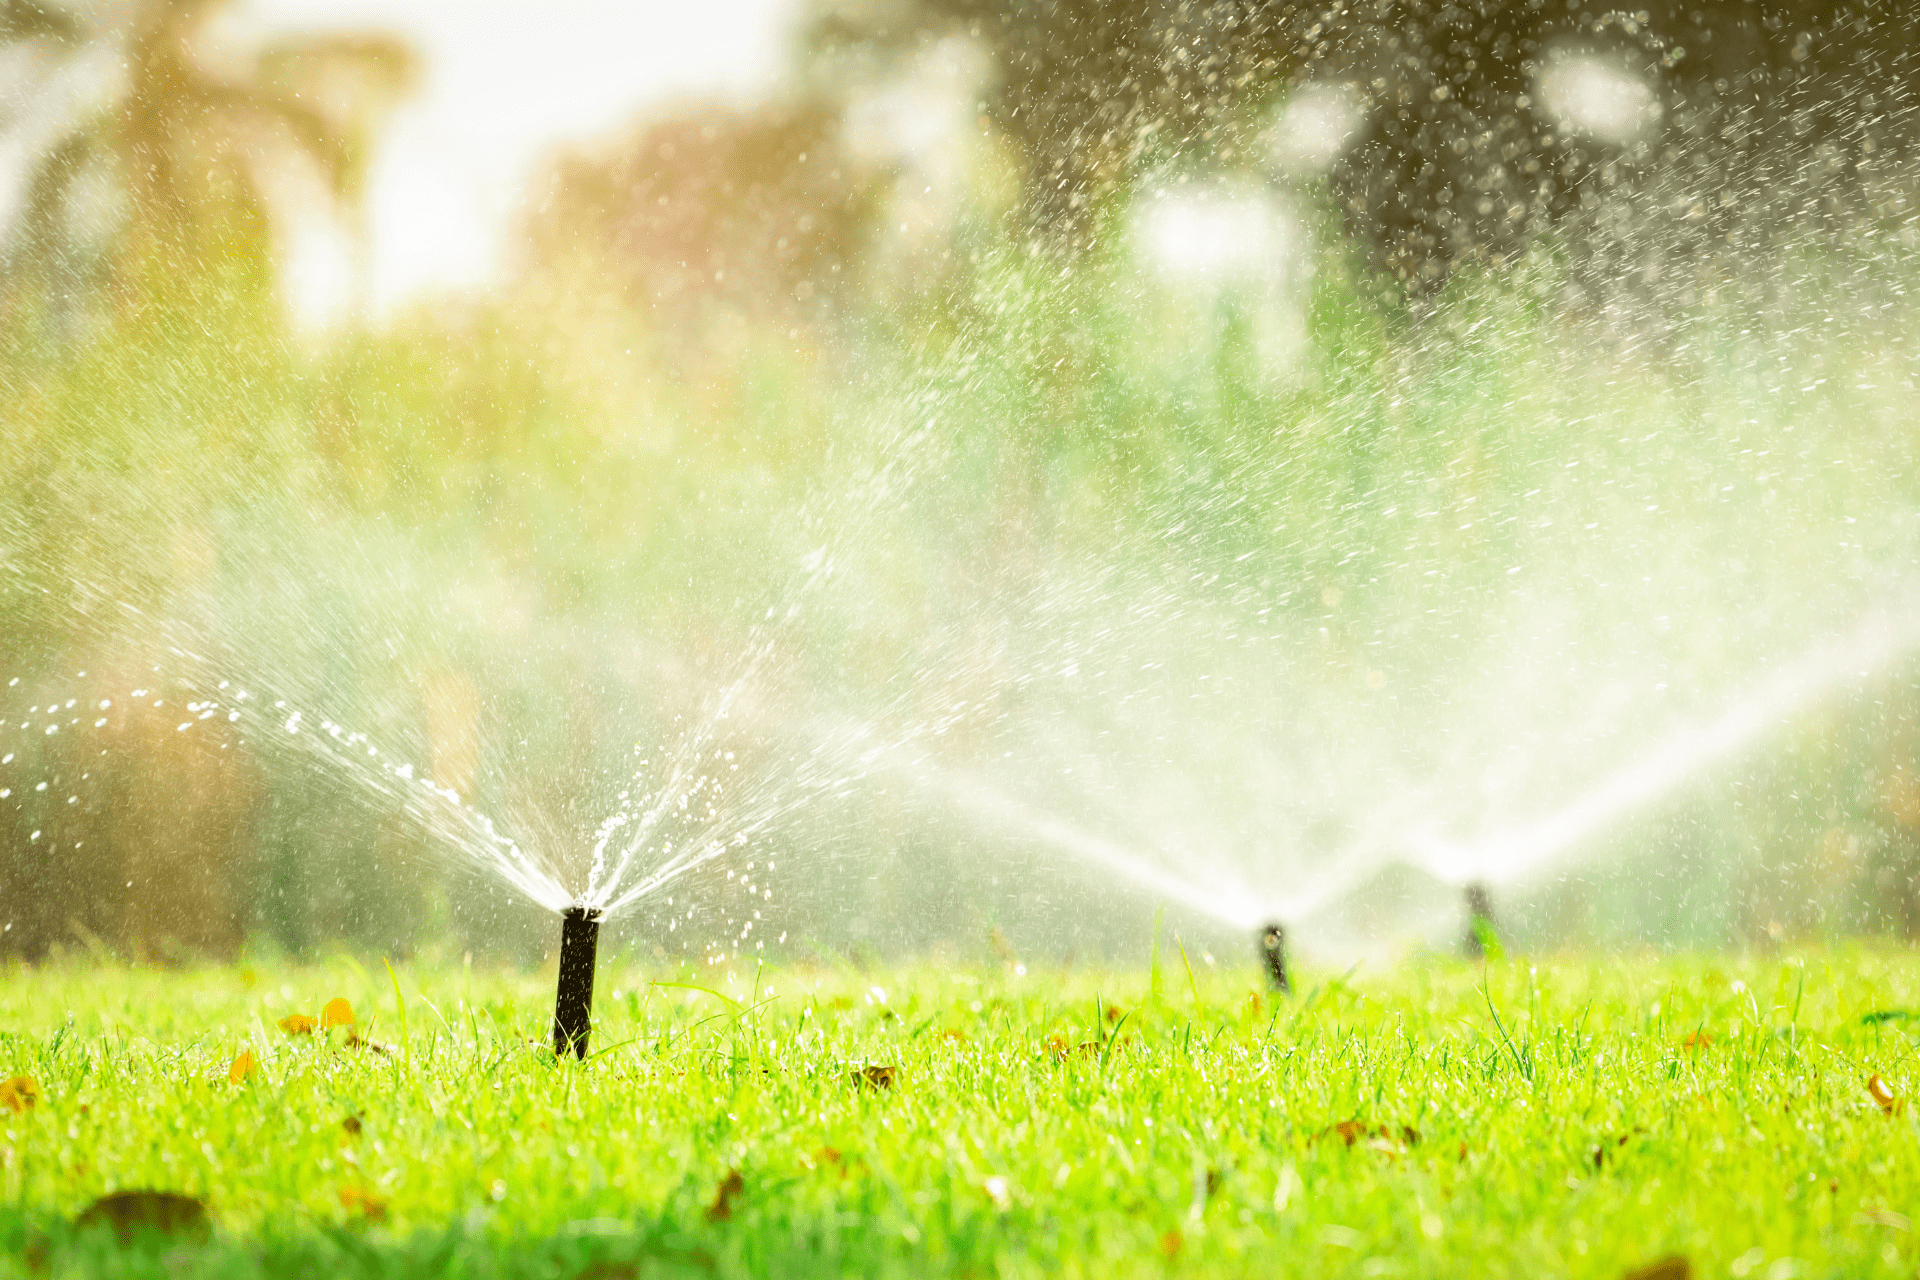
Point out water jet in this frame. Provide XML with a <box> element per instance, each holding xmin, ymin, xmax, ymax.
<box><xmin>553</xmin><ymin>905</ymin><xmax>603</xmax><ymax>1058</ymax></box>
<box><xmin>1258</xmin><ymin>922</ymin><xmax>1290</xmax><ymax>993</ymax></box>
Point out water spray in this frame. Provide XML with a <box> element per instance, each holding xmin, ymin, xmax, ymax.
<box><xmin>552</xmin><ymin>905</ymin><xmax>603</xmax><ymax>1058</ymax></box>
<box><xmin>1258</xmin><ymin>922</ymin><xmax>1290</xmax><ymax>993</ymax></box>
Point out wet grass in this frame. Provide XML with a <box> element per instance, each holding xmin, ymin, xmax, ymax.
<box><xmin>3</xmin><ymin>947</ymin><xmax>1919</xmax><ymax>1278</ymax></box>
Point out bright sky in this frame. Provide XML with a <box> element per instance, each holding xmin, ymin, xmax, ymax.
<box><xmin>240</xmin><ymin>0</ymin><xmax>796</xmax><ymax>319</ymax></box>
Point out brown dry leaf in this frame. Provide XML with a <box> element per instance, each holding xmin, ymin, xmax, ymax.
<box><xmin>75</xmin><ymin>1191</ymin><xmax>211</xmax><ymax>1244</ymax></box>
<box><xmin>1043</xmin><ymin>1036</ymin><xmax>1099</xmax><ymax>1061</ymax></box>
<box><xmin>278</xmin><ymin>1014</ymin><xmax>317</xmax><ymax>1037</ymax></box>
<box><xmin>320</xmin><ymin>998</ymin><xmax>356</xmax><ymax>1030</ymax></box>
<box><xmin>346</xmin><ymin>1031</ymin><xmax>395</xmax><ymax>1056</ymax></box>
<box><xmin>1323</xmin><ymin>1120</ymin><xmax>1382</xmax><ymax>1146</ymax></box>
<box><xmin>1681</xmin><ymin>1031</ymin><xmax>1715</xmax><ymax>1051</ymax></box>
<box><xmin>1621</xmin><ymin>1257</ymin><xmax>1690</xmax><ymax>1280</ymax></box>
<box><xmin>227</xmin><ymin>1051</ymin><xmax>255</xmax><ymax>1085</ymax></box>
<box><xmin>1867</xmin><ymin>1074</ymin><xmax>1904</xmax><ymax>1115</ymax></box>
<box><xmin>850</xmin><ymin>1064</ymin><xmax>895</xmax><ymax>1090</ymax></box>
<box><xmin>801</xmin><ymin>1145</ymin><xmax>844</xmax><ymax>1172</ymax></box>
<box><xmin>706</xmin><ymin>1170</ymin><xmax>744</xmax><ymax>1222</ymax></box>
<box><xmin>0</xmin><ymin>1076</ymin><xmax>40</xmax><ymax>1113</ymax></box>
<box><xmin>338</xmin><ymin>1185</ymin><xmax>388</xmax><ymax>1220</ymax></box>
<box><xmin>341</xmin><ymin>1115</ymin><xmax>363</xmax><ymax>1138</ymax></box>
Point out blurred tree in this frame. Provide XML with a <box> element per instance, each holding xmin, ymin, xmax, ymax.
<box><xmin>0</xmin><ymin>0</ymin><xmax>413</xmax><ymax>333</ymax></box>
<box><xmin>524</xmin><ymin>99</ymin><xmax>888</xmax><ymax>343</ymax></box>
<box><xmin>801</xmin><ymin>0</ymin><xmax>1913</xmax><ymax>287</ymax></box>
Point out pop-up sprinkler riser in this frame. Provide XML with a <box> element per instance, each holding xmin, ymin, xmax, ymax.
<box><xmin>1259</xmin><ymin>922</ymin><xmax>1289</xmax><ymax>994</ymax></box>
<box><xmin>553</xmin><ymin>906</ymin><xmax>603</xmax><ymax>1058</ymax></box>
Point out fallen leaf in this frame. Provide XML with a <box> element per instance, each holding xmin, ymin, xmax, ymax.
<box><xmin>849</xmin><ymin>1064</ymin><xmax>895</xmax><ymax>1090</ymax></box>
<box><xmin>1159</xmin><ymin>1229</ymin><xmax>1182</xmax><ymax>1257</ymax></box>
<box><xmin>706</xmin><ymin>1170</ymin><xmax>744</xmax><ymax>1221</ymax></box>
<box><xmin>227</xmin><ymin>1051</ymin><xmax>255</xmax><ymax>1085</ymax></box>
<box><xmin>75</xmin><ymin>1191</ymin><xmax>210</xmax><ymax>1244</ymax></box>
<box><xmin>1621</xmin><ymin>1257</ymin><xmax>1690</xmax><ymax>1280</ymax></box>
<box><xmin>321</xmin><ymin>998</ymin><xmax>356</xmax><ymax>1030</ymax></box>
<box><xmin>1104</xmin><ymin>1004</ymin><xmax>1125</xmax><ymax>1022</ymax></box>
<box><xmin>1043</xmin><ymin>1036</ymin><xmax>1099</xmax><ymax>1061</ymax></box>
<box><xmin>941</xmin><ymin>1028</ymin><xmax>967</xmax><ymax>1043</ymax></box>
<box><xmin>338</xmin><ymin>1186</ymin><xmax>388</xmax><ymax>1220</ymax></box>
<box><xmin>1322</xmin><ymin>1120</ymin><xmax>1380</xmax><ymax>1146</ymax></box>
<box><xmin>801</xmin><ymin>1145</ymin><xmax>843</xmax><ymax>1172</ymax></box>
<box><xmin>278</xmin><ymin>1014</ymin><xmax>317</xmax><ymax>1036</ymax></box>
<box><xmin>346</xmin><ymin>1031</ymin><xmax>395</xmax><ymax>1056</ymax></box>
<box><xmin>1867</xmin><ymin>1074</ymin><xmax>1903</xmax><ymax>1115</ymax></box>
<box><xmin>341</xmin><ymin>1115</ymin><xmax>363</xmax><ymax>1138</ymax></box>
<box><xmin>0</xmin><ymin>1076</ymin><xmax>40</xmax><ymax>1113</ymax></box>
<box><xmin>1400</xmin><ymin>1125</ymin><xmax>1422</xmax><ymax>1147</ymax></box>
<box><xmin>1681</xmin><ymin>1031</ymin><xmax>1714</xmax><ymax>1051</ymax></box>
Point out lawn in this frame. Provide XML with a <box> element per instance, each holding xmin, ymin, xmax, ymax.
<box><xmin>3</xmin><ymin>946</ymin><xmax>1918</xmax><ymax>1278</ymax></box>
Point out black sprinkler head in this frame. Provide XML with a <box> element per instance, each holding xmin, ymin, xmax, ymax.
<box><xmin>553</xmin><ymin>905</ymin><xmax>604</xmax><ymax>1058</ymax></box>
<box><xmin>1258</xmin><ymin>922</ymin><xmax>1290</xmax><ymax>994</ymax></box>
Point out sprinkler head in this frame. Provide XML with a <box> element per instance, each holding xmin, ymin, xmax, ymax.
<box><xmin>552</xmin><ymin>905</ymin><xmax>604</xmax><ymax>1059</ymax></box>
<box><xmin>1258</xmin><ymin>921</ymin><xmax>1290</xmax><ymax>994</ymax></box>
<box><xmin>1463</xmin><ymin>881</ymin><xmax>1496</xmax><ymax>960</ymax></box>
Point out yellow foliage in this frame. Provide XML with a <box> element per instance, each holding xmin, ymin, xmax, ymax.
<box><xmin>228</xmin><ymin>1050</ymin><xmax>255</xmax><ymax>1084</ymax></box>
<box><xmin>279</xmin><ymin>1014</ymin><xmax>317</xmax><ymax>1036</ymax></box>
<box><xmin>0</xmin><ymin>1076</ymin><xmax>40</xmax><ymax>1112</ymax></box>
<box><xmin>321</xmin><ymin>998</ymin><xmax>356</xmax><ymax>1030</ymax></box>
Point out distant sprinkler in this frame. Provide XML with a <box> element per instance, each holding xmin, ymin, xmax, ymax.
<box><xmin>553</xmin><ymin>905</ymin><xmax>603</xmax><ymax>1058</ymax></box>
<box><xmin>1258</xmin><ymin>922</ymin><xmax>1290</xmax><ymax>993</ymax></box>
<box><xmin>1463</xmin><ymin>882</ymin><xmax>1497</xmax><ymax>960</ymax></box>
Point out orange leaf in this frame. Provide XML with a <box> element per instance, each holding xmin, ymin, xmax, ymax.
<box><xmin>321</xmin><ymin>998</ymin><xmax>356</xmax><ymax>1030</ymax></box>
<box><xmin>1868</xmin><ymin>1074</ymin><xmax>1903</xmax><ymax>1115</ymax></box>
<box><xmin>228</xmin><ymin>1050</ymin><xmax>255</xmax><ymax>1084</ymax></box>
<box><xmin>1681</xmin><ymin>1031</ymin><xmax>1714</xmax><ymax>1051</ymax></box>
<box><xmin>338</xmin><ymin>1185</ymin><xmax>388</xmax><ymax>1220</ymax></box>
<box><xmin>0</xmin><ymin>1076</ymin><xmax>40</xmax><ymax>1113</ymax></box>
<box><xmin>278</xmin><ymin>1014</ymin><xmax>317</xmax><ymax>1036</ymax></box>
<box><xmin>1159</xmin><ymin>1230</ymin><xmax>1183</xmax><ymax>1257</ymax></box>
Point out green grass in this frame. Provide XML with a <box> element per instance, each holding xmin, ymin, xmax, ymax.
<box><xmin>3</xmin><ymin>948</ymin><xmax>1920</xmax><ymax>1278</ymax></box>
